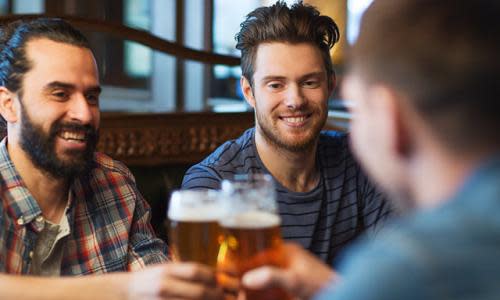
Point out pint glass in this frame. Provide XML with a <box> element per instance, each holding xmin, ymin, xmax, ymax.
<box><xmin>217</xmin><ymin>174</ymin><xmax>291</xmax><ymax>300</ymax></box>
<box><xmin>167</xmin><ymin>190</ymin><xmax>224</xmax><ymax>267</ymax></box>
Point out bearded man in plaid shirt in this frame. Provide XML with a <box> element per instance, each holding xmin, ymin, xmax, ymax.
<box><xmin>0</xmin><ymin>18</ymin><xmax>222</xmax><ymax>300</ymax></box>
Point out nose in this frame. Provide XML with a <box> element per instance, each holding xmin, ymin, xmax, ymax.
<box><xmin>67</xmin><ymin>93</ymin><xmax>95</xmax><ymax>125</ymax></box>
<box><xmin>284</xmin><ymin>84</ymin><xmax>306</xmax><ymax>110</ymax></box>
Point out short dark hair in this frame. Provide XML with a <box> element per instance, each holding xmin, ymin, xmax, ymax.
<box><xmin>0</xmin><ymin>18</ymin><xmax>91</xmax><ymax>129</ymax></box>
<box><xmin>236</xmin><ymin>1</ymin><xmax>339</xmax><ymax>86</ymax></box>
<box><xmin>352</xmin><ymin>0</ymin><xmax>500</xmax><ymax>153</ymax></box>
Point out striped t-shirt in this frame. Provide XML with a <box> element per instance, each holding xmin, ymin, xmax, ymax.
<box><xmin>182</xmin><ymin>128</ymin><xmax>392</xmax><ymax>265</ymax></box>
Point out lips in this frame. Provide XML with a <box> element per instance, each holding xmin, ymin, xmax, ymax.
<box><xmin>279</xmin><ymin>113</ymin><xmax>311</xmax><ymax>126</ymax></box>
<box><xmin>58</xmin><ymin>130</ymin><xmax>86</xmax><ymax>143</ymax></box>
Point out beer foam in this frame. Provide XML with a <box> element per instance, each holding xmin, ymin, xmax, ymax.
<box><xmin>168</xmin><ymin>190</ymin><xmax>224</xmax><ymax>221</ymax></box>
<box><xmin>220</xmin><ymin>211</ymin><xmax>281</xmax><ymax>228</ymax></box>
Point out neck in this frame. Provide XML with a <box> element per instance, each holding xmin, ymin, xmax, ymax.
<box><xmin>255</xmin><ymin>129</ymin><xmax>320</xmax><ymax>193</ymax></box>
<box><xmin>409</xmin><ymin>146</ymin><xmax>484</xmax><ymax>210</ymax></box>
<box><xmin>7</xmin><ymin>140</ymin><xmax>69</xmax><ymax>223</ymax></box>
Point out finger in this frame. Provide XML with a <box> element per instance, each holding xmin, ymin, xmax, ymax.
<box><xmin>241</xmin><ymin>266</ymin><xmax>296</xmax><ymax>292</ymax></box>
<box><xmin>164</xmin><ymin>262</ymin><xmax>217</xmax><ymax>285</ymax></box>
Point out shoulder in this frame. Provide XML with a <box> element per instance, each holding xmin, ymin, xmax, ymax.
<box><xmin>91</xmin><ymin>152</ymin><xmax>136</xmax><ymax>181</ymax></box>
<box><xmin>317</xmin><ymin>130</ymin><xmax>360</xmax><ymax>175</ymax></box>
<box><xmin>73</xmin><ymin>152</ymin><xmax>139</xmax><ymax>203</ymax></box>
<box><xmin>200</xmin><ymin>128</ymin><xmax>255</xmax><ymax>167</ymax></box>
<box><xmin>321</xmin><ymin>222</ymin><xmax>437</xmax><ymax>300</ymax></box>
<box><xmin>182</xmin><ymin>128</ymin><xmax>260</xmax><ymax>189</ymax></box>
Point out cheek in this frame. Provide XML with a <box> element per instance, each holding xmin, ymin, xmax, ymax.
<box><xmin>349</xmin><ymin>115</ymin><xmax>382</xmax><ymax>177</ymax></box>
<box><xmin>92</xmin><ymin>110</ymin><xmax>101</xmax><ymax>128</ymax></box>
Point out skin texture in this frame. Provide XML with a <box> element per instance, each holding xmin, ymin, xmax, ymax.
<box><xmin>241</xmin><ymin>42</ymin><xmax>333</xmax><ymax>193</ymax></box>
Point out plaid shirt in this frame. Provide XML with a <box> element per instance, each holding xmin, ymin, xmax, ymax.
<box><xmin>0</xmin><ymin>138</ymin><xmax>168</xmax><ymax>275</ymax></box>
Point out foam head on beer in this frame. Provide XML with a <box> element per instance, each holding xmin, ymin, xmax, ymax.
<box><xmin>167</xmin><ymin>190</ymin><xmax>225</xmax><ymax>266</ymax></box>
<box><xmin>168</xmin><ymin>190</ymin><xmax>223</xmax><ymax>221</ymax></box>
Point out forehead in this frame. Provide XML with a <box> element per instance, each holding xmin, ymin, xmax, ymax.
<box><xmin>23</xmin><ymin>38</ymin><xmax>99</xmax><ymax>88</ymax></box>
<box><xmin>253</xmin><ymin>42</ymin><xmax>326</xmax><ymax>79</ymax></box>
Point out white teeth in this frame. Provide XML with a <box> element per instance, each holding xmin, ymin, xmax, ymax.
<box><xmin>60</xmin><ymin>131</ymin><xmax>85</xmax><ymax>141</ymax></box>
<box><xmin>282</xmin><ymin>116</ymin><xmax>306</xmax><ymax>123</ymax></box>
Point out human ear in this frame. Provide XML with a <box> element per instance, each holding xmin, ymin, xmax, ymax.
<box><xmin>0</xmin><ymin>87</ymin><xmax>18</xmax><ymax>123</ymax></box>
<box><xmin>241</xmin><ymin>76</ymin><xmax>256</xmax><ymax>108</ymax></box>
<box><xmin>371</xmin><ymin>85</ymin><xmax>412</xmax><ymax>159</ymax></box>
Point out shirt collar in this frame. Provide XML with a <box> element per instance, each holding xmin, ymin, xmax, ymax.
<box><xmin>0</xmin><ymin>138</ymin><xmax>43</xmax><ymax>227</ymax></box>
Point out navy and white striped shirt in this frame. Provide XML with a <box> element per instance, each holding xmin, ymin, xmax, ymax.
<box><xmin>182</xmin><ymin>128</ymin><xmax>392</xmax><ymax>265</ymax></box>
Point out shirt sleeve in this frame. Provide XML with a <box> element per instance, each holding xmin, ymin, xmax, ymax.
<box><xmin>126</xmin><ymin>183</ymin><xmax>169</xmax><ymax>271</ymax></box>
<box><xmin>181</xmin><ymin>163</ymin><xmax>222</xmax><ymax>190</ymax></box>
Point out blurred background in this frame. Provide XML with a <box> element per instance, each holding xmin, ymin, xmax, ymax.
<box><xmin>0</xmin><ymin>0</ymin><xmax>373</xmax><ymax>113</ymax></box>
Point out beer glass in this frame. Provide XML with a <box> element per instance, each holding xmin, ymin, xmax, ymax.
<box><xmin>167</xmin><ymin>189</ymin><xmax>224</xmax><ymax>267</ymax></box>
<box><xmin>217</xmin><ymin>174</ymin><xmax>291</xmax><ymax>300</ymax></box>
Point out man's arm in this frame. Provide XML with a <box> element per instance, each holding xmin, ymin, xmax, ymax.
<box><xmin>127</xmin><ymin>187</ymin><xmax>169</xmax><ymax>268</ymax></box>
<box><xmin>0</xmin><ymin>262</ymin><xmax>223</xmax><ymax>300</ymax></box>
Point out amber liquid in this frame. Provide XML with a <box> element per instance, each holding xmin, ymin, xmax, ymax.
<box><xmin>217</xmin><ymin>223</ymin><xmax>291</xmax><ymax>300</ymax></box>
<box><xmin>169</xmin><ymin>220</ymin><xmax>223</xmax><ymax>267</ymax></box>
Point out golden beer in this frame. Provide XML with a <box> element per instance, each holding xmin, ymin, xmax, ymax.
<box><xmin>167</xmin><ymin>190</ymin><xmax>223</xmax><ymax>267</ymax></box>
<box><xmin>169</xmin><ymin>219</ymin><xmax>222</xmax><ymax>267</ymax></box>
<box><xmin>217</xmin><ymin>211</ymin><xmax>291</xmax><ymax>300</ymax></box>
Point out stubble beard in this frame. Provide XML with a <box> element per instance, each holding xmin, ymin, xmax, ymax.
<box><xmin>255</xmin><ymin>106</ymin><xmax>326</xmax><ymax>153</ymax></box>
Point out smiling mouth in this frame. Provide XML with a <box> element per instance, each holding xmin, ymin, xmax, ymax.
<box><xmin>58</xmin><ymin>131</ymin><xmax>86</xmax><ymax>143</ymax></box>
<box><xmin>280</xmin><ymin>114</ymin><xmax>310</xmax><ymax>124</ymax></box>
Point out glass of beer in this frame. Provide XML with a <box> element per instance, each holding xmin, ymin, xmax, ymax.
<box><xmin>167</xmin><ymin>189</ymin><xmax>224</xmax><ymax>267</ymax></box>
<box><xmin>217</xmin><ymin>174</ymin><xmax>291</xmax><ymax>300</ymax></box>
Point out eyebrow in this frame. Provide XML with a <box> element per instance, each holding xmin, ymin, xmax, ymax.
<box><xmin>44</xmin><ymin>81</ymin><xmax>102</xmax><ymax>94</ymax></box>
<box><xmin>260</xmin><ymin>71</ymin><xmax>325</xmax><ymax>83</ymax></box>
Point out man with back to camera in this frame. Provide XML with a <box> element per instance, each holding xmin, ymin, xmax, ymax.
<box><xmin>0</xmin><ymin>18</ymin><xmax>222</xmax><ymax>300</ymax></box>
<box><xmin>182</xmin><ymin>1</ymin><xmax>393</xmax><ymax>265</ymax></box>
<box><xmin>240</xmin><ymin>0</ymin><xmax>500</xmax><ymax>299</ymax></box>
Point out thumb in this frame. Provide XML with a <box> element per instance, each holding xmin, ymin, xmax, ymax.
<box><xmin>242</xmin><ymin>266</ymin><xmax>296</xmax><ymax>292</ymax></box>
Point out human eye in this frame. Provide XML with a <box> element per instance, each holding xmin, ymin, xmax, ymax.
<box><xmin>302</xmin><ymin>79</ymin><xmax>321</xmax><ymax>89</ymax></box>
<box><xmin>267</xmin><ymin>81</ymin><xmax>284</xmax><ymax>91</ymax></box>
<box><xmin>85</xmin><ymin>93</ymin><xmax>100</xmax><ymax>105</ymax></box>
<box><xmin>51</xmin><ymin>90</ymin><xmax>70</xmax><ymax>101</ymax></box>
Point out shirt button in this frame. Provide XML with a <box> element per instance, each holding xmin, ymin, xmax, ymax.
<box><xmin>29</xmin><ymin>251</ymin><xmax>34</xmax><ymax>259</ymax></box>
<box><xmin>17</xmin><ymin>218</ymin><xmax>24</xmax><ymax>225</ymax></box>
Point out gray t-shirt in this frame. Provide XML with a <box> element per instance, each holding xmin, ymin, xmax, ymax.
<box><xmin>182</xmin><ymin>128</ymin><xmax>392</xmax><ymax>265</ymax></box>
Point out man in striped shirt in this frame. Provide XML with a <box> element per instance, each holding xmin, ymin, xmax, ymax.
<box><xmin>0</xmin><ymin>18</ymin><xmax>221</xmax><ymax>299</ymax></box>
<box><xmin>182</xmin><ymin>1</ymin><xmax>392</xmax><ymax>266</ymax></box>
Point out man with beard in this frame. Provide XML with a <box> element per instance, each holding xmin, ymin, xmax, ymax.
<box><xmin>182</xmin><ymin>1</ymin><xmax>392</xmax><ymax>266</ymax></box>
<box><xmin>240</xmin><ymin>0</ymin><xmax>500</xmax><ymax>299</ymax></box>
<box><xmin>0</xmin><ymin>18</ymin><xmax>222</xmax><ymax>300</ymax></box>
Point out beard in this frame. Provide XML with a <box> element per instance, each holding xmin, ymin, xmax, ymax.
<box><xmin>19</xmin><ymin>104</ymin><xmax>99</xmax><ymax>179</ymax></box>
<box><xmin>255</xmin><ymin>104</ymin><xmax>327</xmax><ymax>153</ymax></box>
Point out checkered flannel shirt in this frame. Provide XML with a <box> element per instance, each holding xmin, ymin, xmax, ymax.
<box><xmin>0</xmin><ymin>138</ymin><xmax>168</xmax><ymax>274</ymax></box>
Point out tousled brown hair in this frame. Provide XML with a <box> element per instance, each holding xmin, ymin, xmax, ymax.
<box><xmin>236</xmin><ymin>1</ymin><xmax>339</xmax><ymax>86</ymax></box>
